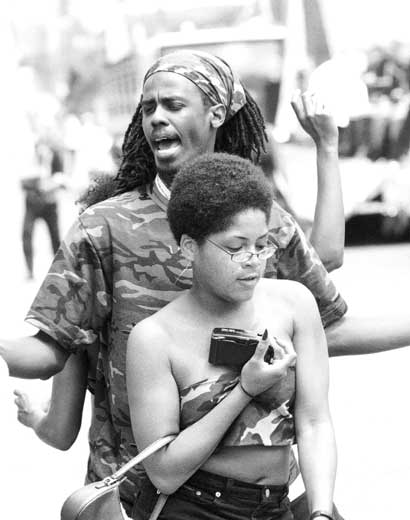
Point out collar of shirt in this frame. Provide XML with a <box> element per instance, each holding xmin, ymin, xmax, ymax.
<box><xmin>150</xmin><ymin>175</ymin><xmax>170</xmax><ymax>211</ymax></box>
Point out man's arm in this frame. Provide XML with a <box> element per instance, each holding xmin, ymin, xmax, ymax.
<box><xmin>325</xmin><ymin>312</ymin><xmax>410</xmax><ymax>357</ymax></box>
<box><xmin>311</xmin><ymin>143</ymin><xmax>344</xmax><ymax>271</ymax></box>
<box><xmin>0</xmin><ymin>330</ymin><xmax>68</xmax><ymax>379</ymax></box>
<box><xmin>270</xmin><ymin>209</ymin><xmax>347</xmax><ymax>330</ymax></box>
<box><xmin>291</xmin><ymin>91</ymin><xmax>344</xmax><ymax>272</ymax></box>
<box><xmin>14</xmin><ymin>351</ymin><xmax>87</xmax><ymax>449</ymax></box>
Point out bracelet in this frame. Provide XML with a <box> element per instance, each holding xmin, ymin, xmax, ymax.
<box><xmin>309</xmin><ymin>510</ymin><xmax>334</xmax><ymax>520</ymax></box>
<box><xmin>238</xmin><ymin>379</ymin><xmax>255</xmax><ymax>399</ymax></box>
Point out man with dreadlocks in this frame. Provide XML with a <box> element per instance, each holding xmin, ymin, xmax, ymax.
<box><xmin>2</xmin><ymin>50</ymin><xmax>409</xmax><ymax>518</ymax></box>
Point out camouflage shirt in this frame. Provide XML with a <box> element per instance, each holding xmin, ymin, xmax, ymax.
<box><xmin>25</xmin><ymin>177</ymin><xmax>347</xmax><ymax>508</ymax></box>
<box><xmin>180</xmin><ymin>370</ymin><xmax>295</xmax><ymax>447</ymax></box>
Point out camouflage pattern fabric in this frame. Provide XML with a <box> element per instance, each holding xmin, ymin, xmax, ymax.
<box><xmin>180</xmin><ymin>370</ymin><xmax>295</xmax><ymax>447</ymax></box>
<box><xmin>265</xmin><ymin>205</ymin><xmax>347</xmax><ymax>327</ymax></box>
<box><xmin>25</xmin><ymin>179</ymin><xmax>347</xmax><ymax>507</ymax></box>
<box><xmin>144</xmin><ymin>50</ymin><xmax>246</xmax><ymax>120</ymax></box>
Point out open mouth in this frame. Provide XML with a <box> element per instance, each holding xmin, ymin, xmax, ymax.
<box><xmin>153</xmin><ymin>137</ymin><xmax>180</xmax><ymax>153</ymax></box>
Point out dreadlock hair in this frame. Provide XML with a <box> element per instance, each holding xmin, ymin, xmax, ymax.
<box><xmin>112</xmin><ymin>97</ymin><xmax>155</xmax><ymax>197</ymax></box>
<box><xmin>79</xmin><ymin>86</ymin><xmax>268</xmax><ymax>209</ymax></box>
<box><xmin>214</xmin><ymin>87</ymin><xmax>267</xmax><ymax>163</ymax></box>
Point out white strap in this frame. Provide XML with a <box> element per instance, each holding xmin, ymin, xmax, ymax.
<box><xmin>148</xmin><ymin>492</ymin><xmax>169</xmax><ymax>520</ymax></box>
<box><xmin>108</xmin><ymin>435</ymin><xmax>176</xmax><ymax>520</ymax></box>
<box><xmin>111</xmin><ymin>435</ymin><xmax>176</xmax><ymax>482</ymax></box>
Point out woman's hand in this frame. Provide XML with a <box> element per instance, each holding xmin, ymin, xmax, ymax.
<box><xmin>240</xmin><ymin>330</ymin><xmax>296</xmax><ymax>397</ymax></box>
<box><xmin>291</xmin><ymin>90</ymin><xmax>339</xmax><ymax>149</ymax></box>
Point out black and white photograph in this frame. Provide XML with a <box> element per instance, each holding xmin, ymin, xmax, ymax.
<box><xmin>1</xmin><ymin>1</ymin><xmax>409</xmax><ymax>519</ymax></box>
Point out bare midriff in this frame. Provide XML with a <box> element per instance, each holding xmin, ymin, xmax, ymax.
<box><xmin>201</xmin><ymin>444</ymin><xmax>291</xmax><ymax>485</ymax></box>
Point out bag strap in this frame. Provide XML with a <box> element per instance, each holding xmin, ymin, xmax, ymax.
<box><xmin>110</xmin><ymin>434</ymin><xmax>177</xmax><ymax>483</ymax></box>
<box><xmin>148</xmin><ymin>493</ymin><xmax>169</xmax><ymax>520</ymax></box>
<box><xmin>104</xmin><ymin>434</ymin><xmax>177</xmax><ymax>520</ymax></box>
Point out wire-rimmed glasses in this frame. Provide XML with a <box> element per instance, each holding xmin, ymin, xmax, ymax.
<box><xmin>205</xmin><ymin>238</ymin><xmax>277</xmax><ymax>263</ymax></box>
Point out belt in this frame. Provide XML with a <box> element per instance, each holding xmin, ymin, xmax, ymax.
<box><xmin>182</xmin><ymin>469</ymin><xmax>288</xmax><ymax>504</ymax></box>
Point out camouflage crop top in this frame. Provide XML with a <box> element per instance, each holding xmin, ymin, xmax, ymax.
<box><xmin>180</xmin><ymin>370</ymin><xmax>296</xmax><ymax>447</ymax></box>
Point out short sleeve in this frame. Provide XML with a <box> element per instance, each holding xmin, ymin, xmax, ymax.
<box><xmin>25</xmin><ymin>217</ymin><xmax>112</xmax><ymax>353</ymax></box>
<box><xmin>265</xmin><ymin>202</ymin><xmax>348</xmax><ymax>328</ymax></box>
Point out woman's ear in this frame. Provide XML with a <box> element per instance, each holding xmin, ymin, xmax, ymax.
<box><xmin>209</xmin><ymin>104</ymin><xmax>226</xmax><ymax>129</ymax></box>
<box><xmin>179</xmin><ymin>234</ymin><xmax>197</xmax><ymax>262</ymax></box>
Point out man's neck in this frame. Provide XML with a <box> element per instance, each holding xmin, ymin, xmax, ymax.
<box><xmin>157</xmin><ymin>170</ymin><xmax>176</xmax><ymax>190</ymax></box>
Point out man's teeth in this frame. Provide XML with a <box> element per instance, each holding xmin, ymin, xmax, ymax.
<box><xmin>156</xmin><ymin>139</ymin><xmax>177</xmax><ymax>151</ymax></box>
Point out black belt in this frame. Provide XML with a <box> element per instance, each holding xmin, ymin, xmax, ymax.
<box><xmin>183</xmin><ymin>469</ymin><xmax>288</xmax><ymax>504</ymax></box>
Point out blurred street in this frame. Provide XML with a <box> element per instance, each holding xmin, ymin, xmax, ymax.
<box><xmin>0</xmin><ymin>186</ymin><xmax>409</xmax><ymax>520</ymax></box>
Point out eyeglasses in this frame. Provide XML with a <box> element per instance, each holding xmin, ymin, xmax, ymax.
<box><xmin>205</xmin><ymin>238</ymin><xmax>277</xmax><ymax>263</ymax></box>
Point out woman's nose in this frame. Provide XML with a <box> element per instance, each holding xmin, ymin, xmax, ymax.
<box><xmin>244</xmin><ymin>251</ymin><xmax>262</xmax><ymax>266</ymax></box>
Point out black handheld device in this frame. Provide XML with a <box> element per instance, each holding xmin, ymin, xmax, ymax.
<box><xmin>208</xmin><ymin>327</ymin><xmax>274</xmax><ymax>366</ymax></box>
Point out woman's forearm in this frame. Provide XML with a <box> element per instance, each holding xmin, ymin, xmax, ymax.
<box><xmin>147</xmin><ymin>384</ymin><xmax>251</xmax><ymax>494</ymax></box>
<box><xmin>310</xmin><ymin>146</ymin><xmax>344</xmax><ymax>272</ymax></box>
<box><xmin>297</xmin><ymin>420</ymin><xmax>337</xmax><ymax>514</ymax></box>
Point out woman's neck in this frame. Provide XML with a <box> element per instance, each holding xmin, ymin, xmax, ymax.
<box><xmin>186</xmin><ymin>286</ymin><xmax>257</xmax><ymax>329</ymax></box>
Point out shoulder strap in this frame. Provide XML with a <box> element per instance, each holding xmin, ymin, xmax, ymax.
<box><xmin>148</xmin><ymin>493</ymin><xmax>169</xmax><ymax>520</ymax></box>
<box><xmin>108</xmin><ymin>435</ymin><xmax>176</xmax><ymax>520</ymax></box>
<box><xmin>110</xmin><ymin>434</ymin><xmax>177</xmax><ymax>483</ymax></box>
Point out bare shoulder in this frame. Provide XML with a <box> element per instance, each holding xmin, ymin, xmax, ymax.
<box><xmin>127</xmin><ymin>313</ymin><xmax>169</xmax><ymax>359</ymax></box>
<box><xmin>127</xmin><ymin>295</ymin><xmax>187</xmax><ymax>359</ymax></box>
<box><xmin>258</xmin><ymin>278</ymin><xmax>316</xmax><ymax>310</ymax></box>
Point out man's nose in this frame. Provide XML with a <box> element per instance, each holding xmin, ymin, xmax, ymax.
<box><xmin>150</xmin><ymin>105</ymin><xmax>168</xmax><ymax>125</ymax></box>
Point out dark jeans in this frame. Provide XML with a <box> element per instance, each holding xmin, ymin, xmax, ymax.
<box><xmin>22</xmin><ymin>200</ymin><xmax>60</xmax><ymax>276</ymax></box>
<box><xmin>289</xmin><ymin>492</ymin><xmax>344</xmax><ymax>520</ymax></box>
<box><xmin>132</xmin><ymin>470</ymin><xmax>292</xmax><ymax>520</ymax></box>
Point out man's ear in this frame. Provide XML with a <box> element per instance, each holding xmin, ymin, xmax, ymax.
<box><xmin>209</xmin><ymin>104</ymin><xmax>226</xmax><ymax>129</ymax></box>
<box><xmin>179</xmin><ymin>234</ymin><xmax>197</xmax><ymax>262</ymax></box>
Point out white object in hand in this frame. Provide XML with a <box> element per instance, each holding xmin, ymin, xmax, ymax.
<box><xmin>308</xmin><ymin>57</ymin><xmax>369</xmax><ymax>128</ymax></box>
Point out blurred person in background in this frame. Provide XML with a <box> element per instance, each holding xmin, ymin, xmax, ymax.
<box><xmin>1</xmin><ymin>49</ymin><xmax>409</xmax><ymax>519</ymax></box>
<box><xmin>361</xmin><ymin>42</ymin><xmax>410</xmax><ymax>161</ymax></box>
<box><xmin>20</xmin><ymin>138</ymin><xmax>66</xmax><ymax>279</ymax></box>
<box><xmin>387</xmin><ymin>42</ymin><xmax>410</xmax><ymax>161</ymax></box>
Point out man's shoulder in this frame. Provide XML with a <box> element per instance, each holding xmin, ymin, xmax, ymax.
<box><xmin>78</xmin><ymin>190</ymin><xmax>166</xmax><ymax>231</ymax></box>
<box><xmin>82</xmin><ymin>190</ymin><xmax>151</xmax><ymax>214</ymax></box>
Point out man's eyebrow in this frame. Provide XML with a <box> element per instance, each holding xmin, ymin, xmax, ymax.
<box><xmin>142</xmin><ymin>95</ymin><xmax>185</xmax><ymax>105</ymax></box>
<box><xmin>162</xmin><ymin>94</ymin><xmax>187</xmax><ymax>103</ymax></box>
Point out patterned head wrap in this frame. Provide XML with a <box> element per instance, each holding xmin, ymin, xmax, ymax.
<box><xmin>143</xmin><ymin>50</ymin><xmax>247</xmax><ymax>120</ymax></box>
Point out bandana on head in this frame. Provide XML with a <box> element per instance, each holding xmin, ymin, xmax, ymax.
<box><xmin>143</xmin><ymin>50</ymin><xmax>247</xmax><ymax>120</ymax></box>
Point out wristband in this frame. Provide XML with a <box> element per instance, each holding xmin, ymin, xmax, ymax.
<box><xmin>238</xmin><ymin>379</ymin><xmax>255</xmax><ymax>399</ymax></box>
<box><xmin>309</xmin><ymin>510</ymin><xmax>334</xmax><ymax>520</ymax></box>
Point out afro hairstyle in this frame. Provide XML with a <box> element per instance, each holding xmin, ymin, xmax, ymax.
<box><xmin>167</xmin><ymin>152</ymin><xmax>273</xmax><ymax>244</ymax></box>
